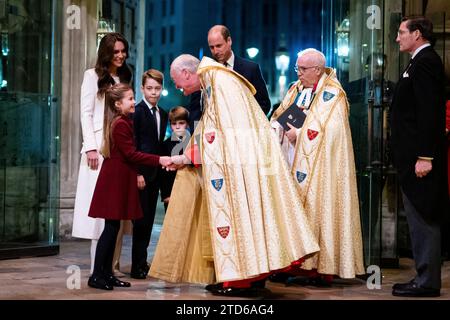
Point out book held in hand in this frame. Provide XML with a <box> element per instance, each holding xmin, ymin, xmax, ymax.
<box><xmin>276</xmin><ymin>103</ymin><xmax>307</xmax><ymax>131</ymax></box>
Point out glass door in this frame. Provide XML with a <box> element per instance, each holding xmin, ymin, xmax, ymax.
<box><xmin>0</xmin><ymin>0</ymin><xmax>60</xmax><ymax>259</ymax></box>
<box><xmin>323</xmin><ymin>0</ymin><xmax>403</xmax><ymax>267</ymax></box>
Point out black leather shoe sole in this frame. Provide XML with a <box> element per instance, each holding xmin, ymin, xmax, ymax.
<box><xmin>392</xmin><ymin>287</ymin><xmax>440</xmax><ymax>297</ymax></box>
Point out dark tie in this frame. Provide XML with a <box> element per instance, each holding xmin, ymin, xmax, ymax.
<box><xmin>404</xmin><ymin>58</ymin><xmax>413</xmax><ymax>74</ymax></box>
<box><xmin>150</xmin><ymin>106</ymin><xmax>158</xmax><ymax>136</ymax></box>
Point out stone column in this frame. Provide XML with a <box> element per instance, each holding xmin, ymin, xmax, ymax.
<box><xmin>59</xmin><ymin>0</ymin><xmax>98</xmax><ymax>238</ymax></box>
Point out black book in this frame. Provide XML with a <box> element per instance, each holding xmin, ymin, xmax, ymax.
<box><xmin>276</xmin><ymin>102</ymin><xmax>307</xmax><ymax>131</ymax></box>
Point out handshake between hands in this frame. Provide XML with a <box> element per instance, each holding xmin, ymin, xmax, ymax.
<box><xmin>159</xmin><ymin>155</ymin><xmax>190</xmax><ymax>171</ymax></box>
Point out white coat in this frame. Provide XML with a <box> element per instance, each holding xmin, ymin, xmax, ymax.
<box><xmin>72</xmin><ymin>69</ymin><xmax>119</xmax><ymax>239</ymax></box>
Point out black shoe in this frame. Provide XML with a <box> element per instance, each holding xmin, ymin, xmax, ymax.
<box><xmin>88</xmin><ymin>276</ymin><xmax>114</xmax><ymax>290</ymax></box>
<box><xmin>130</xmin><ymin>263</ymin><xmax>149</xmax><ymax>279</ymax></box>
<box><xmin>286</xmin><ymin>276</ymin><xmax>332</xmax><ymax>287</ymax></box>
<box><xmin>205</xmin><ymin>283</ymin><xmax>223</xmax><ymax>292</ymax></box>
<box><xmin>130</xmin><ymin>269</ymin><xmax>148</xmax><ymax>279</ymax></box>
<box><xmin>392</xmin><ymin>279</ymin><xmax>416</xmax><ymax>290</ymax></box>
<box><xmin>392</xmin><ymin>282</ymin><xmax>440</xmax><ymax>297</ymax></box>
<box><xmin>250</xmin><ymin>279</ymin><xmax>266</xmax><ymax>289</ymax></box>
<box><xmin>268</xmin><ymin>272</ymin><xmax>292</xmax><ymax>284</ymax></box>
<box><xmin>107</xmin><ymin>275</ymin><xmax>131</xmax><ymax>287</ymax></box>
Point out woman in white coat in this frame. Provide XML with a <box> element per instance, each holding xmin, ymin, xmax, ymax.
<box><xmin>72</xmin><ymin>33</ymin><xmax>132</xmax><ymax>275</ymax></box>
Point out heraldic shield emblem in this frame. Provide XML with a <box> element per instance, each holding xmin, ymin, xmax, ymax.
<box><xmin>307</xmin><ymin>129</ymin><xmax>319</xmax><ymax>141</ymax></box>
<box><xmin>205</xmin><ymin>131</ymin><xmax>215</xmax><ymax>144</ymax></box>
<box><xmin>211</xmin><ymin>178</ymin><xmax>224</xmax><ymax>191</ymax></box>
<box><xmin>296</xmin><ymin>171</ymin><xmax>307</xmax><ymax>183</ymax></box>
<box><xmin>323</xmin><ymin>91</ymin><xmax>335</xmax><ymax>102</ymax></box>
<box><xmin>217</xmin><ymin>226</ymin><xmax>230</xmax><ymax>239</ymax></box>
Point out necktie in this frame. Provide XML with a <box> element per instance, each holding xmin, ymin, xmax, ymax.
<box><xmin>150</xmin><ymin>106</ymin><xmax>158</xmax><ymax>137</ymax></box>
<box><xmin>403</xmin><ymin>58</ymin><xmax>413</xmax><ymax>77</ymax></box>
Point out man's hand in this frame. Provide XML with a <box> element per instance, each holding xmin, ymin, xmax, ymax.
<box><xmin>137</xmin><ymin>175</ymin><xmax>146</xmax><ymax>190</ymax></box>
<box><xmin>86</xmin><ymin>150</ymin><xmax>99</xmax><ymax>170</ymax></box>
<box><xmin>160</xmin><ymin>156</ymin><xmax>173</xmax><ymax>169</ymax></box>
<box><xmin>415</xmin><ymin>158</ymin><xmax>432</xmax><ymax>178</ymax></box>
<box><xmin>171</xmin><ymin>155</ymin><xmax>188</xmax><ymax>165</ymax></box>
<box><xmin>285</xmin><ymin>123</ymin><xmax>299</xmax><ymax>144</ymax></box>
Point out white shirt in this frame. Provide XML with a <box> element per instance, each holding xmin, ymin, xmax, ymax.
<box><xmin>143</xmin><ymin>96</ymin><xmax>161</xmax><ymax>137</ymax></box>
<box><xmin>412</xmin><ymin>43</ymin><xmax>431</xmax><ymax>59</ymax></box>
<box><xmin>224</xmin><ymin>52</ymin><xmax>235</xmax><ymax>70</ymax></box>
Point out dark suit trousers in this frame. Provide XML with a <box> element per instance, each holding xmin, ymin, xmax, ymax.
<box><xmin>132</xmin><ymin>179</ymin><xmax>159</xmax><ymax>270</ymax></box>
<box><xmin>402</xmin><ymin>190</ymin><xmax>441</xmax><ymax>289</ymax></box>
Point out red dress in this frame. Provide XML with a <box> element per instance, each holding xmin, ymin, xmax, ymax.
<box><xmin>88</xmin><ymin>116</ymin><xmax>160</xmax><ymax>220</ymax></box>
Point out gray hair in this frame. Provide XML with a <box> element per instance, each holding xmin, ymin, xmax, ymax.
<box><xmin>171</xmin><ymin>54</ymin><xmax>200</xmax><ymax>74</ymax></box>
<box><xmin>298</xmin><ymin>48</ymin><xmax>326</xmax><ymax>68</ymax></box>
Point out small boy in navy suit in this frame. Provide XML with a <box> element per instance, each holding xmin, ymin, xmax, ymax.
<box><xmin>160</xmin><ymin>106</ymin><xmax>190</xmax><ymax>211</ymax></box>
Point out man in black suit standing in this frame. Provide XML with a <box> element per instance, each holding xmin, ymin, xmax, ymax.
<box><xmin>391</xmin><ymin>16</ymin><xmax>448</xmax><ymax>297</ymax></box>
<box><xmin>131</xmin><ymin>69</ymin><xmax>168</xmax><ymax>279</ymax></box>
<box><xmin>185</xmin><ymin>25</ymin><xmax>271</xmax><ymax>131</ymax></box>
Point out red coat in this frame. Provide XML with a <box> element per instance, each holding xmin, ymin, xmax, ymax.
<box><xmin>89</xmin><ymin>116</ymin><xmax>160</xmax><ymax>220</ymax></box>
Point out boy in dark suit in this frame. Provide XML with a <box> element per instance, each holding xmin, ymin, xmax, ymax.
<box><xmin>161</xmin><ymin>106</ymin><xmax>190</xmax><ymax>211</ymax></box>
<box><xmin>131</xmin><ymin>69</ymin><xmax>168</xmax><ymax>279</ymax></box>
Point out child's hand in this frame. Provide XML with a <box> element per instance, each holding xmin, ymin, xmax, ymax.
<box><xmin>137</xmin><ymin>175</ymin><xmax>146</xmax><ymax>190</ymax></box>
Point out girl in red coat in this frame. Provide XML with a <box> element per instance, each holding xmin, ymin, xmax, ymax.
<box><xmin>87</xmin><ymin>83</ymin><xmax>172</xmax><ymax>290</ymax></box>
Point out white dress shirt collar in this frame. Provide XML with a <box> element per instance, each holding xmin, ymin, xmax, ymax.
<box><xmin>412</xmin><ymin>43</ymin><xmax>431</xmax><ymax>59</ymax></box>
<box><xmin>143</xmin><ymin>97</ymin><xmax>159</xmax><ymax>112</ymax></box>
<box><xmin>225</xmin><ymin>52</ymin><xmax>235</xmax><ymax>69</ymax></box>
<box><xmin>142</xmin><ymin>97</ymin><xmax>160</xmax><ymax>136</ymax></box>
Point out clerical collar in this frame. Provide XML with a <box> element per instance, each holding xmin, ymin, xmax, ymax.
<box><xmin>224</xmin><ymin>52</ymin><xmax>235</xmax><ymax>68</ymax></box>
<box><xmin>412</xmin><ymin>43</ymin><xmax>431</xmax><ymax>59</ymax></box>
<box><xmin>296</xmin><ymin>82</ymin><xmax>319</xmax><ymax>109</ymax></box>
<box><xmin>143</xmin><ymin>97</ymin><xmax>159</xmax><ymax>112</ymax></box>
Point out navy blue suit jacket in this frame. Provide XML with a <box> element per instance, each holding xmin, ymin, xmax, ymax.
<box><xmin>133</xmin><ymin>100</ymin><xmax>168</xmax><ymax>181</ymax></box>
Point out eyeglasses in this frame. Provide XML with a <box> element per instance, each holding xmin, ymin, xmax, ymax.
<box><xmin>294</xmin><ymin>65</ymin><xmax>318</xmax><ymax>73</ymax></box>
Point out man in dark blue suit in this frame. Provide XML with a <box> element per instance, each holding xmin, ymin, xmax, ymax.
<box><xmin>390</xmin><ymin>16</ymin><xmax>448</xmax><ymax>297</ymax></box>
<box><xmin>185</xmin><ymin>25</ymin><xmax>271</xmax><ymax>132</ymax></box>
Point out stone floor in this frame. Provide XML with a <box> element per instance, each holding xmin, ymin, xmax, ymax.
<box><xmin>0</xmin><ymin>228</ymin><xmax>449</xmax><ymax>301</ymax></box>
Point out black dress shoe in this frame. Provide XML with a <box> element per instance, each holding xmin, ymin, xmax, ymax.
<box><xmin>392</xmin><ymin>282</ymin><xmax>440</xmax><ymax>297</ymax></box>
<box><xmin>107</xmin><ymin>275</ymin><xmax>131</xmax><ymax>287</ymax></box>
<box><xmin>268</xmin><ymin>272</ymin><xmax>292</xmax><ymax>284</ymax></box>
<box><xmin>250</xmin><ymin>279</ymin><xmax>266</xmax><ymax>289</ymax></box>
<box><xmin>88</xmin><ymin>276</ymin><xmax>114</xmax><ymax>290</ymax></box>
<box><xmin>392</xmin><ymin>279</ymin><xmax>416</xmax><ymax>290</ymax></box>
<box><xmin>205</xmin><ymin>283</ymin><xmax>223</xmax><ymax>292</ymax></box>
<box><xmin>130</xmin><ymin>269</ymin><xmax>148</xmax><ymax>279</ymax></box>
<box><xmin>286</xmin><ymin>276</ymin><xmax>332</xmax><ymax>287</ymax></box>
